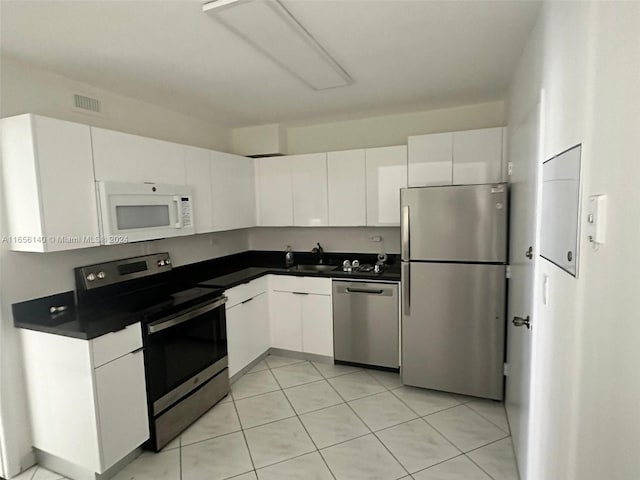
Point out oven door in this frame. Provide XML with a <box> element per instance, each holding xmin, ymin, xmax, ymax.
<box><xmin>97</xmin><ymin>181</ymin><xmax>194</xmax><ymax>244</ymax></box>
<box><xmin>144</xmin><ymin>296</ymin><xmax>228</xmax><ymax>416</ymax></box>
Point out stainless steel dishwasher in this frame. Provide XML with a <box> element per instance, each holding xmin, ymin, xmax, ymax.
<box><xmin>332</xmin><ymin>280</ymin><xmax>399</xmax><ymax>369</ymax></box>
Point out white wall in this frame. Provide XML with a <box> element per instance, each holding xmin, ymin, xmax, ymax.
<box><xmin>283</xmin><ymin>100</ymin><xmax>505</xmax><ymax>154</ymax></box>
<box><xmin>0</xmin><ymin>56</ymin><xmax>232</xmax><ymax>152</ymax></box>
<box><xmin>571</xmin><ymin>2</ymin><xmax>640</xmax><ymax>478</ymax></box>
<box><xmin>0</xmin><ymin>56</ymin><xmax>244</xmax><ymax>478</ymax></box>
<box><xmin>507</xmin><ymin>2</ymin><xmax>640</xmax><ymax>479</ymax></box>
<box><xmin>249</xmin><ymin>227</ymin><xmax>400</xmax><ymax>255</ymax></box>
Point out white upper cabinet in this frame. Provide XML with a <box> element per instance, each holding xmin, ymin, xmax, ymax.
<box><xmin>290</xmin><ymin>153</ymin><xmax>328</xmax><ymax>226</ymax></box>
<box><xmin>91</xmin><ymin>127</ymin><xmax>185</xmax><ymax>184</ymax></box>
<box><xmin>255</xmin><ymin>156</ymin><xmax>294</xmax><ymax>226</ymax></box>
<box><xmin>408</xmin><ymin>132</ymin><xmax>453</xmax><ymax>187</ymax></box>
<box><xmin>365</xmin><ymin>145</ymin><xmax>408</xmax><ymax>226</ymax></box>
<box><xmin>0</xmin><ymin>114</ymin><xmax>100</xmax><ymax>252</ymax></box>
<box><xmin>408</xmin><ymin>127</ymin><xmax>505</xmax><ymax>187</ymax></box>
<box><xmin>327</xmin><ymin>150</ymin><xmax>367</xmax><ymax>226</ymax></box>
<box><xmin>452</xmin><ymin>127</ymin><xmax>504</xmax><ymax>185</ymax></box>
<box><xmin>184</xmin><ymin>146</ymin><xmax>214</xmax><ymax>233</ymax></box>
<box><xmin>211</xmin><ymin>152</ymin><xmax>256</xmax><ymax>230</ymax></box>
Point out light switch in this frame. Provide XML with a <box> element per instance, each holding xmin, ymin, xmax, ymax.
<box><xmin>586</xmin><ymin>194</ymin><xmax>607</xmax><ymax>246</ymax></box>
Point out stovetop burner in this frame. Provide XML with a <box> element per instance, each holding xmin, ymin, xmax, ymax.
<box><xmin>74</xmin><ymin>253</ymin><xmax>225</xmax><ymax>323</ymax></box>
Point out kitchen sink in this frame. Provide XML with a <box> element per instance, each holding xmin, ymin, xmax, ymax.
<box><xmin>289</xmin><ymin>264</ymin><xmax>338</xmax><ymax>272</ymax></box>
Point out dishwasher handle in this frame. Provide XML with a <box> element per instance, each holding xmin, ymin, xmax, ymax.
<box><xmin>345</xmin><ymin>287</ymin><xmax>385</xmax><ymax>295</ymax></box>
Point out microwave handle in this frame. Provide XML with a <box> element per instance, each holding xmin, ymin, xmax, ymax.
<box><xmin>173</xmin><ymin>196</ymin><xmax>183</xmax><ymax>228</ymax></box>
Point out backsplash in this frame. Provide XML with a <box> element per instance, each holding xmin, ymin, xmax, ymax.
<box><xmin>248</xmin><ymin>227</ymin><xmax>400</xmax><ymax>255</ymax></box>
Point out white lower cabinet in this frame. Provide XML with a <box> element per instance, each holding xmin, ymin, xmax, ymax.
<box><xmin>226</xmin><ymin>291</ymin><xmax>269</xmax><ymax>377</ymax></box>
<box><xmin>269</xmin><ymin>290</ymin><xmax>303</xmax><ymax>351</ymax></box>
<box><xmin>301</xmin><ymin>293</ymin><xmax>333</xmax><ymax>357</ymax></box>
<box><xmin>269</xmin><ymin>276</ymin><xmax>333</xmax><ymax>357</ymax></box>
<box><xmin>94</xmin><ymin>350</ymin><xmax>149</xmax><ymax>469</ymax></box>
<box><xmin>20</xmin><ymin>323</ymin><xmax>149</xmax><ymax>475</ymax></box>
<box><xmin>225</xmin><ymin>277</ymin><xmax>269</xmax><ymax>376</ymax></box>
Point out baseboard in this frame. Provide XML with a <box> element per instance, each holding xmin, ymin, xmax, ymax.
<box><xmin>35</xmin><ymin>447</ymin><xmax>142</xmax><ymax>480</ymax></box>
<box><xmin>268</xmin><ymin>348</ymin><xmax>333</xmax><ymax>365</ymax></box>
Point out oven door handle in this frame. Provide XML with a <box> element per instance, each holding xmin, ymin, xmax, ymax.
<box><xmin>147</xmin><ymin>295</ymin><xmax>228</xmax><ymax>335</ymax></box>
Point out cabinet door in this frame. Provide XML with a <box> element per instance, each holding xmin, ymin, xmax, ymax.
<box><xmin>255</xmin><ymin>156</ymin><xmax>293</xmax><ymax>226</ymax></box>
<box><xmin>408</xmin><ymin>133</ymin><xmax>453</xmax><ymax>187</ymax></box>
<box><xmin>247</xmin><ymin>292</ymin><xmax>270</xmax><ymax>362</ymax></box>
<box><xmin>1</xmin><ymin>115</ymin><xmax>100</xmax><ymax>252</ymax></box>
<box><xmin>290</xmin><ymin>153</ymin><xmax>328</xmax><ymax>226</ymax></box>
<box><xmin>269</xmin><ymin>291</ymin><xmax>302</xmax><ymax>351</ymax></box>
<box><xmin>94</xmin><ymin>350</ymin><xmax>149</xmax><ymax>472</ymax></box>
<box><xmin>365</xmin><ymin>146</ymin><xmax>407</xmax><ymax>226</ymax></box>
<box><xmin>211</xmin><ymin>152</ymin><xmax>256</xmax><ymax>230</ymax></box>
<box><xmin>226</xmin><ymin>302</ymin><xmax>250</xmax><ymax>377</ymax></box>
<box><xmin>92</xmin><ymin>127</ymin><xmax>185</xmax><ymax>184</ymax></box>
<box><xmin>301</xmin><ymin>294</ymin><xmax>333</xmax><ymax>357</ymax></box>
<box><xmin>184</xmin><ymin>146</ymin><xmax>214</xmax><ymax>233</ymax></box>
<box><xmin>327</xmin><ymin>150</ymin><xmax>366</xmax><ymax>226</ymax></box>
<box><xmin>453</xmin><ymin>127</ymin><xmax>504</xmax><ymax>184</ymax></box>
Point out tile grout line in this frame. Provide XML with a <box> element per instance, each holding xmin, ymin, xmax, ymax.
<box><xmin>232</xmin><ymin>357</ymin><xmax>513</xmax><ymax>479</ymax></box>
<box><xmin>178</xmin><ymin>436</ymin><xmax>183</xmax><ymax>480</ymax></box>
<box><xmin>229</xmin><ymin>393</ymin><xmax>258</xmax><ymax>474</ymax></box>
<box><xmin>267</xmin><ymin>360</ymin><xmax>338</xmax><ymax>480</ymax></box>
<box><xmin>388</xmin><ymin>387</ymin><xmax>465</xmax><ymax>419</ymax></box>
<box><xmin>463</xmin><ymin>434</ymin><xmax>512</xmax><ymax>455</ymax></box>
<box><xmin>311</xmin><ymin>363</ymin><xmax>412</xmax><ymax>479</ymax></box>
<box><xmin>465</xmin><ymin>452</ymin><xmax>499</xmax><ymax>480</ymax></box>
<box><xmin>464</xmin><ymin>401</ymin><xmax>511</xmax><ymax>434</ymax></box>
<box><xmin>407</xmin><ymin>452</ymin><xmax>467</xmax><ymax>477</ymax></box>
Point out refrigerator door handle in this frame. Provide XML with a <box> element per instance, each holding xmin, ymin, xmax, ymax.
<box><xmin>401</xmin><ymin>205</ymin><xmax>410</xmax><ymax>261</ymax></box>
<box><xmin>402</xmin><ymin>263</ymin><xmax>410</xmax><ymax>316</ymax></box>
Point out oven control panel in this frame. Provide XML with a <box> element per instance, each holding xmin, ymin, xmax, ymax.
<box><xmin>76</xmin><ymin>253</ymin><xmax>173</xmax><ymax>290</ymax></box>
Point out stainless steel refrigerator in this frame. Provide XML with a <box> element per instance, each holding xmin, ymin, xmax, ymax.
<box><xmin>400</xmin><ymin>183</ymin><xmax>508</xmax><ymax>400</ymax></box>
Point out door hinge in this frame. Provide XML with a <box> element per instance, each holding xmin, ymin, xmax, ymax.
<box><xmin>507</xmin><ymin>161</ymin><xmax>514</xmax><ymax>176</ymax></box>
<box><xmin>506</xmin><ymin>265</ymin><xmax>512</xmax><ymax>279</ymax></box>
<box><xmin>504</xmin><ymin>363</ymin><xmax>509</xmax><ymax>376</ymax></box>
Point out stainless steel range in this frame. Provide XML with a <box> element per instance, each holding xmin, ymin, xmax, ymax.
<box><xmin>75</xmin><ymin>253</ymin><xmax>229</xmax><ymax>451</ymax></box>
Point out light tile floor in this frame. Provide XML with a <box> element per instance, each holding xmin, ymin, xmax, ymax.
<box><xmin>15</xmin><ymin>354</ymin><xmax>519</xmax><ymax>480</ymax></box>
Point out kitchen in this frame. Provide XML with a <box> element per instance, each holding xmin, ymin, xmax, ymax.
<box><xmin>1</xmin><ymin>2</ymin><xmax>639</xmax><ymax>480</ymax></box>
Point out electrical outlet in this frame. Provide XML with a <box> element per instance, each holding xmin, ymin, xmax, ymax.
<box><xmin>370</xmin><ymin>236</ymin><xmax>382</xmax><ymax>242</ymax></box>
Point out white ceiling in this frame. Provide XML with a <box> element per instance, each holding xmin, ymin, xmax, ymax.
<box><xmin>0</xmin><ymin>0</ymin><xmax>541</xmax><ymax>128</ymax></box>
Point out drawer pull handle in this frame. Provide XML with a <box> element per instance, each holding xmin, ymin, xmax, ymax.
<box><xmin>346</xmin><ymin>288</ymin><xmax>384</xmax><ymax>295</ymax></box>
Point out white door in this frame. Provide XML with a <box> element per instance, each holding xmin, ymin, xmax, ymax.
<box><xmin>506</xmin><ymin>102</ymin><xmax>541</xmax><ymax>478</ymax></box>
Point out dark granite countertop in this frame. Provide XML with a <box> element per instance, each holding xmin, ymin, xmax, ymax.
<box><xmin>197</xmin><ymin>264</ymin><xmax>400</xmax><ymax>289</ymax></box>
<box><xmin>12</xmin><ymin>291</ymin><xmax>146</xmax><ymax>340</ymax></box>
<box><xmin>13</xmin><ymin>250</ymin><xmax>400</xmax><ymax>339</ymax></box>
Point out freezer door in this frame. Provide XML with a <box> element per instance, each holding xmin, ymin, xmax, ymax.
<box><xmin>401</xmin><ymin>262</ymin><xmax>506</xmax><ymax>399</ymax></box>
<box><xmin>401</xmin><ymin>184</ymin><xmax>508</xmax><ymax>263</ymax></box>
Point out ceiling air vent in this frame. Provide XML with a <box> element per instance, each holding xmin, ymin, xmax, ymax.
<box><xmin>72</xmin><ymin>94</ymin><xmax>102</xmax><ymax>115</ymax></box>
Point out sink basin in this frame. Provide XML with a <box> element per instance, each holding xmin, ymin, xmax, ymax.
<box><xmin>290</xmin><ymin>264</ymin><xmax>338</xmax><ymax>272</ymax></box>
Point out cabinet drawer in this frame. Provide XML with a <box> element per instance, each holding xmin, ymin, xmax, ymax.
<box><xmin>226</xmin><ymin>276</ymin><xmax>268</xmax><ymax>308</ymax></box>
<box><xmin>270</xmin><ymin>275</ymin><xmax>331</xmax><ymax>295</ymax></box>
<box><xmin>91</xmin><ymin>322</ymin><xmax>142</xmax><ymax>368</ymax></box>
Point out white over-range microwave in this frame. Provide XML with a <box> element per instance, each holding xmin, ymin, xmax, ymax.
<box><xmin>96</xmin><ymin>181</ymin><xmax>195</xmax><ymax>244</ymax></box>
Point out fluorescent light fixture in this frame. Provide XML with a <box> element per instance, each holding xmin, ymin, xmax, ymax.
<box><xmin>203</xmin><ymin>0</ymin><xmax>353</xmax><ymax>90</ymax></box>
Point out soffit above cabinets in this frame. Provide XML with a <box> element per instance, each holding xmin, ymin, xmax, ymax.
<box><xmin>0</xmin><ymin>1</ymin><xmax>541</xmax><ymax>127</ymax></box>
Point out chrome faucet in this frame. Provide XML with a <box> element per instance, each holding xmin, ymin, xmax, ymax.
<box><xmin>312</xmin><ymin>242</ymin><xmax>324</xmax><ymax>264</ymax></box>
